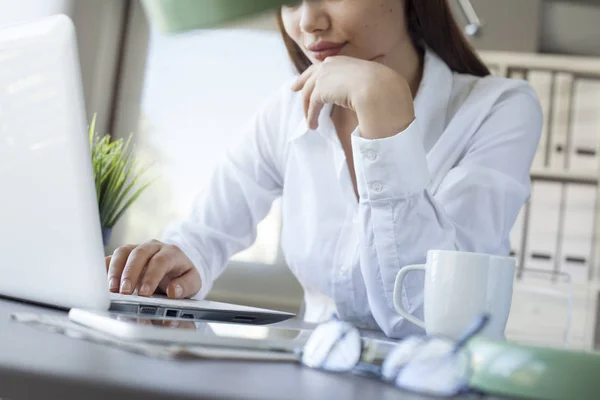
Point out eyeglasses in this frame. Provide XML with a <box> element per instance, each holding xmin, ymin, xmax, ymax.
<box><xmin>297</xmin><ymin>313</ymin><xmax>490</xmax><ymax>397</ymax></box>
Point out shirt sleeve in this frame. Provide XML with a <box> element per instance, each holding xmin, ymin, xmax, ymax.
<box><xmin>350</xmin><ymin>84</ymin><xmax>543</xmax><ymax>338</ymax></box>
<box><xmin>160</xmin><ymin>94</ymin><xmax>285</xmax><ymax>300</ymax></box>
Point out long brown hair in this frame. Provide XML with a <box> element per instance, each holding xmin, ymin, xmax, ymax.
<box><xmin>276</xmin><ymin>0</ymin><xmax>490</xmax><ymax>77</ymax></box>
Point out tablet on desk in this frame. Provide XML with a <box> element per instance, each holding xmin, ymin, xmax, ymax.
<box><xmin>68</xmin><ymin>308</ymin><xmax>310</xmax><ymax>353</ymax></box>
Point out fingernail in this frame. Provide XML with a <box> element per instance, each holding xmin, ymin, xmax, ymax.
<box><xmin>109</xmin><ymin>278</ymin><xmax>119</xmax><ymax>291</ymax></box>
<box><xmin>120</xmin><ymin>280</ymin><xmax>132</xmax><ymax>293</ymax></box>
<box><xmin>139</xmin><ymin>284</ymin><xmax>151</xmax><ymax>296</ymax></box>
<box><xmin>175</xmin><ymin>285</ymin><xmax>183</xmax><ymax>298</ymax></box>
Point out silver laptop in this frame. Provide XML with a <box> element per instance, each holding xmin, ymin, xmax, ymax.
<box><xmin>0</xmin><ymin>14</ymin><xmax>293</xmax><ymax>325</ymax></box>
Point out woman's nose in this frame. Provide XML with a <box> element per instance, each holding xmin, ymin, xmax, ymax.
<box><xmin>299</xmin><ymin>3</ymin><xmax>330</xmax><ymax>34</ymax></box>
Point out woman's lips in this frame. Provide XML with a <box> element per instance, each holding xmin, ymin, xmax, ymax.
<box><xmin>307</xmin><ymin>41</ymin><xmax>347</xmax><ymax>61</ymax></box>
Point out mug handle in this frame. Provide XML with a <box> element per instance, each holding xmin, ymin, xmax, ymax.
<box><xmin>393</xmin><ymin>264</ymin><xmax>426</xmax><ymax>329</ymax></box>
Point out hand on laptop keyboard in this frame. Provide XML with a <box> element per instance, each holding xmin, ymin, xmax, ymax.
<box><xmin>105</xmin><ymin>240</ymin><xmax>202</xmax><ymax>299</ymax></box>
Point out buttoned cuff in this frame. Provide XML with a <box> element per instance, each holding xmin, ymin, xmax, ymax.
<box><xmin>351</xmin><ymin>120</ymin><xmax>430</xmax><ymax>201</ymax></box>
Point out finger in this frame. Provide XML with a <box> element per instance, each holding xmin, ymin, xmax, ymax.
<box><xmin>371</xmin><ymin>54</ymin><xmax>386</xmax><ymax>64</ymax></box>
<box><xmin>292</xmin><ymin>65</ymin><xmax>316</xmax><ymax>92</ymax></box>
<box><xmin>107</xmin><ymin>245</ymin><xmax>136</xmax><ymax>292</ymax></box>
<box><xmin>178</xmin><ymin>321</ymin><xmax>196</xmax><ymax>330</ymax></box>
<box><xmin>166</xmin><ymin>267</ymin><xmax>202</xmax><ymax>299</ymax></box>
<box><xmin>137</xmin><ymin>248</ymin><xmax>174</xmax><ymax>297</ymax></box>
<box><xmin>105</xmin><ymin>256</ymin><xmax>112</xmax><ymax>272</ymax></box>
<box><xmin>120</xmin><ymin>241</ymin><xmax>162</xmax><ymax>295</ymax></box>
<box><xmin>307</xmin><ymin>98</ymin><xmax>325</xmax><ymax>131</ymax></box>
<box><xmin>302</xmin><ymin>75</ymin><xmax>318</xmax><ymax>121</ymax></box>
<box><xmin>162</xmin><ymin>320</ymin><xmax>195</xmax><ymax>330</ymax></box>
<box><xmin>157</xmin><ymin>274</ymin><xmax>171</xmax><ymax>295</ymax></box>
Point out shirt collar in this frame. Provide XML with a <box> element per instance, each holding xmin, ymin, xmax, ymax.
<box><xmin>289</xmin><ymin>48</ymin><xmax>454</xmax><ymax>143</ymax></box>
<box><xmin>413</xmin><ymin>49</ymin><xmax>454</xmax><ymax>151</ymax></box>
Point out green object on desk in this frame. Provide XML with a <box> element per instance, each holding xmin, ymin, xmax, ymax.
<box><xmin>141</xmin><ymin>0</ymin><xmax>290</xmax><ymax>32</ymax></box>
<box><xmin>466</xmin><ymin>337</ymin><xmax>600</xmax><ymax>400</ymax></box>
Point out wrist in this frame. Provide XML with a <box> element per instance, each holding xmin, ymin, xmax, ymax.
<box><xmin>355</xmin><ymin>70</ymin><xmax>415</xmax><ymax>140</ymax></box>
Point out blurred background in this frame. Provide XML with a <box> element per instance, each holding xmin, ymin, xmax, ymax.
<box><xmin>4</xmin><ymin>0</ymin><xmax>600</xmax><ymax>350</ymax></box>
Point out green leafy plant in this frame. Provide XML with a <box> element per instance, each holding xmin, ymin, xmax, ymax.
<box><xmin>89</xmin><ymin>114</ymin><xmax>153</xmax><ymax>230</ymax></box>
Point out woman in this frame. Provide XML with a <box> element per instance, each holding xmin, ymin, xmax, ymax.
<box><xmin>106</xmin><ymin>0</ymin><xmax>542</xmax><ymax>337</ymax></box>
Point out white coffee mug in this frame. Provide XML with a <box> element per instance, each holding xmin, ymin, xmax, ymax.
<box><xmin>393</xmin><ymin>250</ymin><xmax>516</xmax><ymax>340</ymax></box>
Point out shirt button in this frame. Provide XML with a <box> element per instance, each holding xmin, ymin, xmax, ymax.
<box><xmin>364</xmin><ymin>150</ymin><xmax>377</xmax><ymax>161</ymax></box>
<box><xmin>372</xmin><ymin>182</ymin><xmax>384</xmax><ymax>193</ymax></box>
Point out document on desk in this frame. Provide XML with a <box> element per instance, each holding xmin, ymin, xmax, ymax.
<box><xmin>10</xmin><ymin>312</ymin><xmax>300</xmax><ymax>362</ymax></box>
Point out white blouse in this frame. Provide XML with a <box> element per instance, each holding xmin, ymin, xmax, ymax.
<box><xmin>162</xmin><ymin>49</ymin><xmax>543</xmax><ymax>338</ymax></box>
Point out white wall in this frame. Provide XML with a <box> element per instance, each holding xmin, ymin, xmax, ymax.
<box><xmin>0</xmin><ymin>0</ymin><xmax>73</xmax><ymax>24</ymax></box>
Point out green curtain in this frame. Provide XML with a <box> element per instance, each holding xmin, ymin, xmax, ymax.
<box><xmin>141</xmin><ymin>0</ymin><xmax>289</xmax><ymax>33</ymax></box>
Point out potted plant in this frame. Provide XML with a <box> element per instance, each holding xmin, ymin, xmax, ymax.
<box><xmin>88</xmin><ymin>115</ymin><xmax>153</xmax><ymax>247</ymax></box>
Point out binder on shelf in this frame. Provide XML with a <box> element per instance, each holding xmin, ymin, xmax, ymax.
<box><xmin>547</xmin><ymin>73</ymin><xmax>574</xmax><ymax>170</ymax></box>
<box><xmin>560</xmin><ymin>184</ymin><xmax>596</xmax><ymax>283</ymax></box>
<box><xmin>569</xmin><ymin>78</ymin><xmax>600</xmax><ymax>172</ymax></box>
<box><xmin>523</xmin><ymin>181</ymin><xmax>563</xmax><ymax>272</ymax></box>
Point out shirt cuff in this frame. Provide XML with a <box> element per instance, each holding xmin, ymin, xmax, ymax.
<box><xmin>351</xmin><ymin>119</ymin><xmax>430</xmax><ymax>201</ymax></box>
